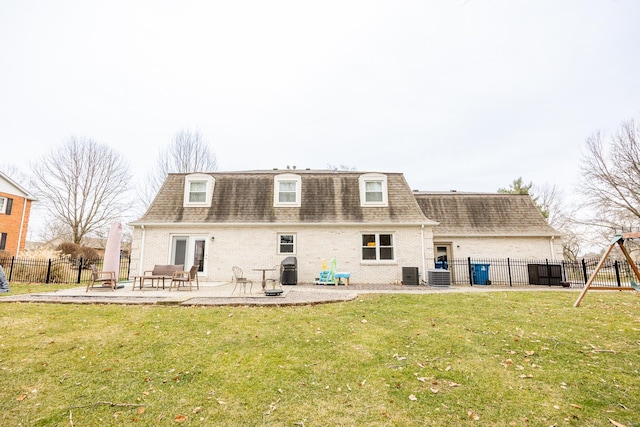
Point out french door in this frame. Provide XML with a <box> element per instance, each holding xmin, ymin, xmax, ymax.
<box><xmin>171</xmin><ymin>235</ymin><xmax>207</xmax><ymax>274</ymax></box>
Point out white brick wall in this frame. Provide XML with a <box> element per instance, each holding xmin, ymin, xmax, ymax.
<box><xmin>433</xmin><ymin>235</ymin><xmax>563</xmax><ymax>260</ymax></box>
<box><xmin>130</xmin><ymin>224</ymin><xmax>434</xmax><ymax>285</ymax></box>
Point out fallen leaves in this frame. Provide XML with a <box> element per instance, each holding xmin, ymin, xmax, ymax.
<box><xmin>609</xmin><ymin>419</ymin><xmax>628</xmax><ymax>427</ymax></box>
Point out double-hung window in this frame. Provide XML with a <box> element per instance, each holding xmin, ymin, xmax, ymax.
<box><xmin>274</xmin><ymin>174</ymin><xmax>302</xmax><ymax>207</ymax></box>
<box><xmin>362</xmin><ymin>233</ymin><xmax>394</xmax><ymax>261</ymax></box>
<box><xmin>188</xmin><ymin>181</ymin><xmax>207</xmax><ymax>203</ymax></box>
<box><xmin>278</xmin><ymin>234</ymin><xmax>296</xmax><ymax>254</ymax></box>
<box><xmin>359</xmin><ymin>173</ymin><xmax>388</xmax><ymax>207</ymax></box>
<box><xmin>183</xmin><ymin>174</ymin><xmax>215</xmax><ymax>207</ymax></box>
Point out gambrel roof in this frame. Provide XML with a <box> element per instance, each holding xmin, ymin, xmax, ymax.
<box><xmin>133</xmin><ymin>170</ymin><xmax>435</xmax><ymax>225</ymax></box>
<box><xmin>414</xmin><ymin>191</ymin><xmax>560</xmax><ymax>237</ymax></box>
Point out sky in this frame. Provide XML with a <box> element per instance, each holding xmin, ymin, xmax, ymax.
<box><xmin>1</xmin><ymin>0</ymin><xmax>640</xmax><ymax>202</ymax></box>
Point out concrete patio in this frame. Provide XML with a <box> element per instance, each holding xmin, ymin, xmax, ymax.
<box><xmin>0</xmin><ymin>280</ymin><xmax>580</xmax><ymax>307</ymax></box>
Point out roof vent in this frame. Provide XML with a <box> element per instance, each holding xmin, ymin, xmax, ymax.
<box><xmin>450</xmin><ymin>189</ymin><xmax>457</xmax><ymax>192</ymax></box>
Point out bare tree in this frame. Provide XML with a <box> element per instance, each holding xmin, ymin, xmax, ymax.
<box><xmin>138</xmin><ymin>129</ymin><xmax>217</xmax><ymax>209</ymax></box>
<box><xmin>498</xmin><ymin>177</ymin><xmax>550</xmax><ymax>219</ymax></box>
<box><xmin>30</xmin><ymin>136</ymin><xmax>132</xmax><ymax>244</ymax></box>
<box><xmin>578</xmin><ymin>119</ymin><xmax>640</xmax><ymax>237</ymax></box>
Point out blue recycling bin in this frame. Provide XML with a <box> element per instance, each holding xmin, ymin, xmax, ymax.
<box><xmin>471</xmin><ymin>263</ymin><xmax>490</xmax><ymax>285</ymax></box>
<box><xmin>435</xmin><ymin>261</ymin><xmax>448</xmax><ymax>270</ymax></box>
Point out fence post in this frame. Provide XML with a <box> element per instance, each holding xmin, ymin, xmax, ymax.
<box><xmin>77</xmin><ymin>257</ymin><xmax>83</xmax><ymax>284</ymax></box>
<box><xmin>467</xmin><ymin>257</ymin><xmax>473</xmax><ymax>286</ymax></box>
<box><xmin>9</xmin><ymin>256</ymin><xmax>15</xmax><ymax>281</ymax></box>
<box><xmin>126</xmin><ymin>255</ymin><xmax>131</xmax><ymax>281</ymax></box>
<box><xmin>46</xmin><ymin>259</ymin><xmax>52</xmax><ymax>284</ymax></box>
<box><xmin>507</xmin><ymin>258</ymin><xmax>512</xmax><ymax>287</ymax></box>
<box><xmin>614</xmin><ymin>260</ymin><xmax>621</xmax><ymax>287</ymax></box>
<box><xmin>581</xmin><ymin>259</ymin><xmax>588</xmax><ymax>284</ymax></box>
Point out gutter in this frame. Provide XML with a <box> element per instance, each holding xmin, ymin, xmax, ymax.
<box><xmin>128</xmin><ymin>220</ymin><xmax>439</xmax><ymax>228</ymax></box>
<box><xmin>421</xmin><ymin>224</ymin><xmax>426</xmax><ymax>284</ymax></box>
<box><xmin>17</xmin><ymin>196</ymin><xmax>27</xmax><ymax>255</ymax></box>
<box><xmin>138</xmin><ymin>225</ymin><xmax>146</xmax><ymax>276</ymax></box>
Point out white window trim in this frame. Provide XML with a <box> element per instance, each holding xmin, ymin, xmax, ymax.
<box><xmin>361</xmin><ymin>232</ymin><xmax>395</xmax><ymax>262</ymax></box>
<box><xmin>277</xmin><ymin>233</ymin><xmax>297</xmax><ymax>255</ymax></box>
<box><xmin>183</xmin><ymin>174</ymin><xmax>215</xmax><ymax>207</ymax></box>
<box><xmin>359</xmin><ymin>173</ymin><xmax>388</xmax><ymax>207</ymax></box>
<box><xmin>0</xmin><ymin>196</ymin><xmax>5</xmax><ymax>214</ymax></box>
<box><xmin>273</xmin><ymin>174</ymin><xmax>302</xmax><ymax>207</ymax></box>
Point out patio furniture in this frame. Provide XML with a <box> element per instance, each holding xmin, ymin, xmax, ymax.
<box><xmin>264</xmin><ymin>265</ymin><xmax>284</xmax><ymax>296</ymax></box>
<box><xmin>132</xmin><ymin>264</ymin><xmax>184</xmax><ymax>290</ymax></box>
<box><xmin>232</xmin><ymin>266</ymin><xmax>253</xmax><ymax>295</ymax></box>
<box><xmin>170</xmin><ymin>265</ymin><xmax>200</xmax><ymax>291</ymax></box>
<box><xmin>253</xmin><ymin>266</ymin><xmax>277</xmax><ymax>291</ymax></box>
<box><xmin>86</xmin><ymin>264</ymin><xmax>117</xmax><ymax>291</ymax></box>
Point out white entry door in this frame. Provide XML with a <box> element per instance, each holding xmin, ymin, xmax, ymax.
<box><xmin>171</xmin><ymin>235</ymin><xmax>207</xmax><ymax>275</ymax></box>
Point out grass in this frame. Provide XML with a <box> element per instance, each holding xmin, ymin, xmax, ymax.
<box><xmin>0</xmin><ymin>290</ymin><xmax>639</xmax><ymax>426</ymax></box>
<box><xmin>0</xmin><ymin>282</ymin><xmax>80</xmax><ymax>296</ymax></box>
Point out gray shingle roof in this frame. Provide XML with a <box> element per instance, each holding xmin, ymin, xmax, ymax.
<box><xmin>415</xmin><ymin>192</ymin><xmax>560</xmax><ymax>236</ymax></box>
<box><xmin>134</xmin><ymin>170</ymin><xmax>433</xmax><ymax>225</ymax></box>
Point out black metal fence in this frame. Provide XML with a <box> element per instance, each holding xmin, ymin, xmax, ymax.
<box><xmin>440</xmin><ymin>257</ymin><xmax>639</xmax><ymax>288</ymax></box>
<box><xmin>0</xmin><ymin>256</ymin><xmax>131</xmax><ymax>284</ymax></box>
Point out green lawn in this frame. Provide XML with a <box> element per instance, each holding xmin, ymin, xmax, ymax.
<box><xmin>1</xmin><ymin>291</ymin><xmax>639</xmax><ymax>426</ymax></box>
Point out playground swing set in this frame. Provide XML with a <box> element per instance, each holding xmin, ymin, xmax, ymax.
<box><xmin>574</xmin><ymin>232</ymin><xmax>640</xmax><ymax>307</ymax></box>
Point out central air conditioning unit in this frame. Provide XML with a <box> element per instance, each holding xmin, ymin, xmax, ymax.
<box><xmin>427</xmin><ymin>269</ymin><xmax>451</xmax><ymax>287</ymax></box>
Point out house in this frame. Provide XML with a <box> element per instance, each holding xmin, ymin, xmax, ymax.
<box><xmin>0</xmin><ymin>171</ymin><xmax>37</xmax><ymax>256</ymax></box>
<box><xmin>129</xmin><ymin>170</ymin><xmax>438</xmax><ymax>284</ymax></box>
<box><xmin>414</xmin><ymin>191</ymin><xmax>563</xmax><ymax>263</ymax></box>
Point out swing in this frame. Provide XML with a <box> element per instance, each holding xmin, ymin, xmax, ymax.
<box><xmin>574</xmin><ymin>232</ymin><xmax>640</xmax><ymax>307</ymax></box>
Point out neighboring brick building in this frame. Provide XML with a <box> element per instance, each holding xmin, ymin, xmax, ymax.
<box><xmin>0</xmin><ymin>172</ymin><xmax>37</xmax><ymax>256</ymax></box>
<box><xmin>129</xmin><ymin>170</ymin><xmax>563</xmax><ymax>285</ymax></box>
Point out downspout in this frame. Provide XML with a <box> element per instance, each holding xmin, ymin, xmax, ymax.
<box><xmin>421</xmin><ymin>224</ymin><xmax>426</xmax><ymax>284</ymax></box>
<box><xmin>549</xmin><ymin>236</ymin><xmax>556</xmax><ymax>261</ymax></box>
<box><xmin>17</xmin><ymin>197</ymin><xmax>27</xmax><ymax>255</ymax></box>
<box><xmin>139</xmin><ymin>225</ymin><xmax>146</xmax><ymax>276</ymax></box>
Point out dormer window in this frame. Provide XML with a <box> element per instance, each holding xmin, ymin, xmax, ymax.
<box><xmin>359</xmin><ymin>173</ymin><xmax>388</xmax><ymax>207</ymax></box>
<box><xmin>189</xmin><ymin>181</ymin><xmax>207</xmax><ymax>203</ymax></box>
<box><xmin>183</xmin><ymin>174</ymin><xmax>215</xmax><ymax>207</ymax></box>
<box><xmin>274</xmin><ymin>174</ymin><xmax>301</xmax><ymax>207</ymax></box>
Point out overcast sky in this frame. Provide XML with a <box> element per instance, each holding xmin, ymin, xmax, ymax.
<box><xmin>2</xmin><ymin>0</ymin><xmax>639</xmax><ymax>200</ymax></box>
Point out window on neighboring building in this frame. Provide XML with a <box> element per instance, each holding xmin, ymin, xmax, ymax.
<box><xmin>278</xmin><ymin>234</ymin><xmax>296</xmax><ymax>254</ymax></box>
<box><xmin>0</xmin><ymin>197</ymin><xmax>5</xmax><ymax>214</ymax></box>
<box><xmin>183</xmin><ymin>174</ymin><xmax>215</xmax><ymax>207</ymax></box>
<box><xmin>362</xmin><ymin>233</ymin><xmax>394</xmax><ymax>261</ymax></box>
<box><xmin>273</xmin><ymin>174</ymin><xmax>302</xmax><ymax>207</ymax></box>
<box><xmin>0</xmin><ymin>233</ymin><xmax>6</xmax><ymax>251</ymax></box>
<box><xmin>359</xmin><ymin>174</ymin><xmax>388</xmax><ymax>207</ymax></box>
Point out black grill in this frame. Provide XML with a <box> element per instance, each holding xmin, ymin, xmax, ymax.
<box><xmin>281</xmin><ymin>256</ymin><xmax>297</xmax><ymax>285</ymax></box>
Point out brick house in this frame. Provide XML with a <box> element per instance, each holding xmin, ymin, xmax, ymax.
<box><xmin>0</xmin><ymin>172</ymin><xmax>37</xmax><ymax>256</ymax></box>
<box><xmin>129</xmin><ymin>170</ymin><xmax>438</xmax><ymax>284</ymax></box>
<box><xmin>129</xmin><ymin>170</ymin><xmax>563</xmax><ymax>285</ymax></box>
<box><xmin>414</xmin><ymin>191</ymin><xmax>563</xmax><ymax>263</ymax></box>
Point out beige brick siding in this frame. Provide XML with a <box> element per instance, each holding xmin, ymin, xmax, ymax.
<box><xmin>131</xmin><ymin>224</ymin><xmax>434</xmax><ymax>285</ymax></box>
<box><xmin>433</xmin><ymin>236</ymin><xmax>563</xmax><ymax>261</ymax></box>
